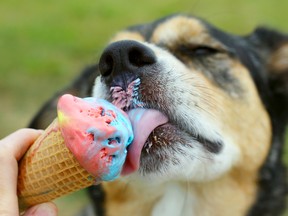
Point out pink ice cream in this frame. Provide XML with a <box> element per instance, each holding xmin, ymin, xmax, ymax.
<box><xmin>57</xmin><ymin>94</ymin><xmax>133</xmax><ymax>181</ymax></box>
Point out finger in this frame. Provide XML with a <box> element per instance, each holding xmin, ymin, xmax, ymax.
<box><xmin>0</xmin><ymin>128</ymin><xmax>43</xmax><ymax>160</ymax></box>
<box><xmin>0</xmin><ymin>129</ymin><xmax>42</xmax><ymax>215</ymax></box>
<box><xmin>23</xmin><ymin>202</ymin><xmax>58</xmax><ymax>216</ymax></box>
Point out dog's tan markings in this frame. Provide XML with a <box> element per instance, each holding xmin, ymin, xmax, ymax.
<box><xmin>151</xmin><ymin>16</ymin><xmax>205</xmax><ymax>45</ymax></box>
<box><xmin>192</xmin><ymin>169</ymin><xmax>258</xmax><ymax>216</ymax></box>
<box><xmin>269</xmin><ymin>43</ymin><xmax>288</xmax><ymax>73</ymax></box>
<box><xmin>109</xmin><ymin>31</ymin><xmax>145</xmax><ymax>43</ymax></box>
<box><xmin>214</xmin><ymin>62</ymin><xmax>271</xmax><ymax>169</ymax></box>
<box><xmin>102</xmin><ymin>180</ymin><xmax>163</xmax><ymax>216</ymax></box>
<box><xmin>151</xmin><ymin>16</ymin><xmax>225</xmax><ymax>51</ymax></box>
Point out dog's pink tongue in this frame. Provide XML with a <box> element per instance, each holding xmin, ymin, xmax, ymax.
<box><xmin>121</xmin><ymin>108</ymin><xmax>168</xmax><ymax>175</ymax></box>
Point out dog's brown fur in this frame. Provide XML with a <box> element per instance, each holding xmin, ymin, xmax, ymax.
<box><xmin>30</xmin><ymin>14</ymin><xmax>288</xmax><ymax>216</ymax></box>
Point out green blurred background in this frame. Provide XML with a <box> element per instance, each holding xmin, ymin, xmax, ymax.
<box><xmin>1</xmin><ymin>0</ymin><xmax>288</xmax><ymax>215</ymax></box>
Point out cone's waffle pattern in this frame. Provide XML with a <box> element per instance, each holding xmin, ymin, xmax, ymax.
<box><xmin>18</xmin><ymin>119</ymin><xmax>95</xmax><ymax>210</ymax></box>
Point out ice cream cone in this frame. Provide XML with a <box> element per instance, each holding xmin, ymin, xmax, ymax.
<box><xmin>17</xmin><ymin>119</ymin><xmax>94</xmax><ymax>211</ymax></box>
<box><xmin>17</xmin><ymin>94</ymin><xmax>133</xmax><ymax>212</ymax></box>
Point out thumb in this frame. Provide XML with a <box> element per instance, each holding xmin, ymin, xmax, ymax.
<box><xmin>23</xmin><ymin>202</ymin><xmax>58</xmax><ymax>216</ymax></box>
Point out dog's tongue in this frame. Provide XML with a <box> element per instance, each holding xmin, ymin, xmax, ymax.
<box><xmin>121</xmin><ymin>108</ymin><xmax>168</xmax><ymax>175</ymax></box>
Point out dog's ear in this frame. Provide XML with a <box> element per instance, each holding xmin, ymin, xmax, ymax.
<box><xmin>29</xmin><ymin>64</ymin><xmax>99</xmax><ymax>129</ymax></box>
<box><xmin>250</xmin><ymin>27</ymin><xmax>288</xmax><ymax>97</ymax></box>
<box><xmin>249</xmin><ymin>28</ymin><xmax>288</xmax><ymax>124</ymax></box>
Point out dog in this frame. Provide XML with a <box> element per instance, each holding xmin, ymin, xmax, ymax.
<box><xmin>29</xmin><ymin>14</ymin><xmax>288</xmax><ymax>216</ymax></box>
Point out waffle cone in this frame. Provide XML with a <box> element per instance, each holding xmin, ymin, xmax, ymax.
<box><xmin>17</xmin><ymin>119</ymin><xmax>95</xmax><ymax>211</ymax></box>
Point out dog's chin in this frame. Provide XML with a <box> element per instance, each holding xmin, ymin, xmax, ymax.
<box><xmin>138</xmin><ymin>123</ymin><xmax>188</xmax><ymax>175</ymax></box>
<box><xmin>134</xmin><ymin>122</ymin><xmax>216</xmax><ymax>184</ymax></box>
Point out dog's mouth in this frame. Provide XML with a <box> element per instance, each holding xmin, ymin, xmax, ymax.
<box><xmin>110</xmin><ymin>78</ymin><xmax>223</xmax><ymax>176</ymax></box>
<box><xmin>120</xmin><ymin>107</ymin><xmax>223</xmax><ymax>176</ymax></box>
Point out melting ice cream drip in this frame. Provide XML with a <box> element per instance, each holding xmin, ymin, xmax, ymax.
<box><xmin>110</xmin><ymin>78</ymin><xmax>144</xmax><ymax>110</ymax></box>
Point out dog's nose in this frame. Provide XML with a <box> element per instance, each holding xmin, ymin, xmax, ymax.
<box><xmin>99</xmin><ymin>40</ymin><xmax>156</xmax><ymax>87</ymax></box>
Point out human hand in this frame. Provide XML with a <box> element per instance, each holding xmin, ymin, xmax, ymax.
<box><xmin>0</xmin><ymin>129</ymin><xmax>58</xmax><ymax>216</ymax></box>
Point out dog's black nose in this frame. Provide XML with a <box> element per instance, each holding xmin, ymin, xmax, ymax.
<box><xmin>99</xmin><ymin>40</ymin><xmax>156</xmax><ymax>87</ymax></box>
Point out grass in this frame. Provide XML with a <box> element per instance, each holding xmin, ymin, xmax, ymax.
<box><xmin>54</xmin><ymin>189</ymin><xmax>90</xmax><ymax>216</ymax></box>
<box><xmin>1</xmin><ymin>0</ymin><xmax>288</xmax><ymax>136</ymax></box>
<box><xmin>0</xmin><ymin>0</ymin><xmax>288</xmax><ymax>215</ymax></box>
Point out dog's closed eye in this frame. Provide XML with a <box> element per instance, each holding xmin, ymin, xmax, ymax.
<box><xmin>178</xmin><ymin>45</ymin><xmax>220</xmax><ymax>57</ymax></box>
